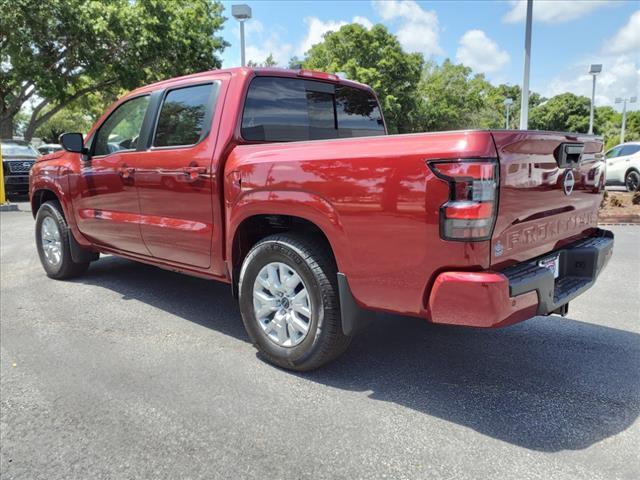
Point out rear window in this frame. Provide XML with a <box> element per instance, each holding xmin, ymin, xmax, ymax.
<box><xmin>241</xmin><ymin>77</ymin><xmax>385</xmax><ymax>142</ymax></box>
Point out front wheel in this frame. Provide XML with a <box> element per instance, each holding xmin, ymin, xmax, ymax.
<box><xmin>35</xmin><ymin>201</ymin><xmax>90</xmax><ymax>279</ymax></box>
<box><xmin>238</xmin><ymin>234</ymin><xmax>352</xmax><ymax>371</ymax></box>
<box><xmin>625</xmin><ymin>170</ymin><xmax>640</xmax><ymax>192</ymax></box>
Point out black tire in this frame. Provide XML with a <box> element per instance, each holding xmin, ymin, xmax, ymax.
<box><xmin>35</xmin><ymin>200</ymin><xmax>90</xmax><ymax>279</ymax></box>
<box><xmin>238</xmin><ymin>233</ymin><xmax>352</xmax><ymax>371</ymax></box>
<box><xmin>625</xmin><ymin>170</ymin><xmax>640</xmax><ymax>192</ymax></box>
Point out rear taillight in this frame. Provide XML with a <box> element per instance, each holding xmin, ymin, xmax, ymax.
<box><xmin>428</xmin><ymin>159</ymin><xmax>498</xmax><ymax>241</ymax></box>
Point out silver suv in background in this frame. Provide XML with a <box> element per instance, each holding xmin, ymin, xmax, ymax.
<box><xmin>604</xmin><ymin>142</ymin><xmax>640</xmax><ymax>191</ymax></box>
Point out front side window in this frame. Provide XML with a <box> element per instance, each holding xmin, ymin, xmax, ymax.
<box><xmin>241</xmin><ymin>77</ymin><xmax>385</xmax><ymax>142</ymax></box>
<box><xmin>94</xmin><ymin>95</ymin><xmax>150</xmax><ymax>156</ymax></box>
<box><xmin>153</xmin><ymin>83</ymin><xmax>219</xmax><ymax>147</ymax></box>
<box><xmin>605</xmin><ymin>147</ymin><xmax>622</xmax><ymax>159</ymax></box>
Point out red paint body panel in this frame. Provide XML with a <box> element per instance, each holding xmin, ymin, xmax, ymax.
<box><xmin>428</xmin><ymin>272</ymin><xmax>539</xmax><ymax>328</ymax></box>
<box><xmin>224</xmin><ymin>131</ymin><xmax>497</xmax><ymax>316</ymax></box>
<box><xmin>489</xmin><ymin>131</ymin><xmax>603</xmax><ymax>268</ymax></box>
<box><xmin>29</xmin><ymin>67</ymin><xmax>607</xmax><ymax>328</ymax></box>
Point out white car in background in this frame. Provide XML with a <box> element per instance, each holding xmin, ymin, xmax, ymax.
<box><xmin>604</xmin><ymin>142</ymin><xmax>640</xmax><ymax>191</ymax></box>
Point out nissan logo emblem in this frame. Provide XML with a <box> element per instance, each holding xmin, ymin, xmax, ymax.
<box><xmin>563</xmin><ymin>170</ymin><xmax>575</xmax><ymax>196</ymax></box>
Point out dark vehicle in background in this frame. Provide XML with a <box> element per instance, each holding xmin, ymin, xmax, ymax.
<box><xmin>1</xmin><ymin>139</ymin><xmax>39</xmax><ymax>196</ymax></box>
<box><xmin>37</xmin><ymin>144</ymin><xmax>63</xmax><ymax>156</ymax></box>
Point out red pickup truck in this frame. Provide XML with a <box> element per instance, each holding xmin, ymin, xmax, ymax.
<box><xmin>30</xmin><ymin>67</ymin><xmax>613</xmax><ymax>370</ymax></box>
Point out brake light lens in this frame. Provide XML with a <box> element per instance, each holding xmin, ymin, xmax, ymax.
<box><xmin>297</xmin><ymin>69</ymin><xmax>340</xmax><ymax>82</ymax></box>
<box><xmin>428</xmin><ymin>159</ymin><xmax>498</xmax><ymax>241</ymax></box>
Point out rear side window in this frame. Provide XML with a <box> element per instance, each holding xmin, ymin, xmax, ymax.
<box><xmin>620</xmin><ymin>145</ymin><xmax>640</xmax><ymax>156</ymax></box>
<box><xmin>241</xmin><ymin>77</ymin><xmax>384</xmax><ymax>142</ymax></box>
<box><xmin>153</xmin><ymin>83</ymin><xmax>220</xmax><ymax>148</ymax></box>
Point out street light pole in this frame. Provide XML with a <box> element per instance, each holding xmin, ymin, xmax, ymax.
<box><xmin>232</xmin><ymin>4</ymin><xmax>252</xmax><ymax>67</ymax></box>
<box><xmin>240</xmin><ymin>20</ymin><xmax>246</xmax><ymax>67</ymax></box>
<box><xmin>616</xmin><ymin>96</ymin><xmax>638</xmax><ymax>143</ymax></box>
<box><xmin>519</xmin><ymin>0</ymin><xmax>533</xmax><ymax>130</ymax></box>
<box><xmin>588</xmin><ymin>64</ymin><xmax>602</xmax><ymax>134</ymax></box>
<box><xmin>504</xmin><ymin>98</ymin><xmax>513</xmax><ymax>129</ymax></box>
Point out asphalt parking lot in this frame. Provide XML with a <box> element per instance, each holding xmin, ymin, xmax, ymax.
<box><xmin>1</xmin><ymin>203</ymin><xmax>639</xmax><ymax>480</ymax></box>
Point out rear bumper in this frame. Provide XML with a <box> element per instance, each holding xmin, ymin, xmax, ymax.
<box><xmin>428</xmin><ymin>229</ymin><xmax>614</xmax><ymax>328</ymax></box>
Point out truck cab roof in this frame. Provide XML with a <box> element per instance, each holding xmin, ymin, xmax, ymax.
<box><xmin>128</xmin><ymin>67</ymin><xmax>374</xmax><ymax>97</ymax></box>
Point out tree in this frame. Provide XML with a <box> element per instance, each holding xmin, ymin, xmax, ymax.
<box><xmin>33</xmin><ymin>107</ymin><xmax>94</xmax><ymax>143</ymax></box>
<box><xmin>416</xmin><ymin>60</ymin><xmax>494</xmax><ymax>132</ymax></box>
<box><xmin>247</xmin><ymin>53</ymin><xmax>278</xmax><ymax>68</ymax></box>
<box><xmin>473</xmin><ymin>84</ymin><xmax>544</xmax><ymax>130</ymax></box>
<box><xmin>528</xmin><ymin>93</ymin><xmax>591</xmax><ymax>133</ymax></box>
<box><xmin>623</xmin><ymin>110</ymin><xmax>640</xmax><ymax>143</ymax></box>
<box><xmin>0</xmin><ymin>0</ymin><xmax>227</xmax><ymax>140</ymax></box>
<box><xmin>303</xmin><ymin>24</ymin><xmax>424</xmax><ymax>133</ymax></box>
<box><xmin>288</xmin><ymin>56</ymin><xmax>303</xmax><ymax>69</ymax></box>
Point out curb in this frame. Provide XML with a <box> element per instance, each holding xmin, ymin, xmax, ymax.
<box><xmin>0</xmin><ymin>204</ymin><xmax>19</xmax><ymax>212</ymax></box>
<box><xmin>598</xmin><ymin>215</ymin><xmax>640</xmax><ymax>224</ymax></box>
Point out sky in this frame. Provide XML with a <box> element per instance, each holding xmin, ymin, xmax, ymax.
<box><xmin>218</xmin><ymin>0</ymin><xmax>640</xmax><ymax>111</ymax></box>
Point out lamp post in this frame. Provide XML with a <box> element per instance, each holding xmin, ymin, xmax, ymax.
<box><xmin>615</xmin><ymin>96</ymin><xmax>637</xmax><ymax>143</ymax></box>
<box><xmin>232</xmin><ymin>4</ymin><xmax>252</xmax><ymax>67</ymax></box>
<box><xmin>588</xmin><ymin>64</ymin><xmax>602</xmax><ymax>134</ymax></box>
<box><xmin>519</xmin><ymin>0</ymin><xmax>533</xmax><ymax>130</ymax></box>
<box><xmin>504</xmin><ymin>98</ymin><xmax>513</xmax><ymax>129</ymax></box>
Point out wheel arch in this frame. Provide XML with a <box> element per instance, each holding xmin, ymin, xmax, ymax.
<box><xmin>31</xmin><ymin>188</ymin><xmax>61</xmax><ymax>218</ymax></box>
<box><xmin>229</xmin><ymin>213</ymin><xmax>340</xmax><ymax>296</ymax></box>
<box><xmin>625</xmin><ymin>166</ymin><xmax>640</xmax><ymax>177</ymax></box>
<box><xmin>227</xmin><ymin>190</ymin><xmax>351</xmax><ymax>283</ymax></box>
<box><xmin>625</xmin><ymin>167</ymin><xmax>640</xmax><ymax>191</ymax></box>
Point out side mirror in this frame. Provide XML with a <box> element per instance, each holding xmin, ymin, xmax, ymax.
<box><xmin>59</xmin><ymin>132</ymin><xmax>87</xmax><ymax>154</ymax></box>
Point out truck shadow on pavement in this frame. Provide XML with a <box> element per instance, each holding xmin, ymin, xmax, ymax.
<box><xmin>79</xmin><ymin>256</ymin><xmax>640</xmax><ymax>453</ymax></box>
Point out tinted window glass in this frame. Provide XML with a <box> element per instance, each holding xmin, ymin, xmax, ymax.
<box><xmin>605</xmin><ymin>147</ymin><xmax>621</xmax><ymax>159</ymax></box>
<box><xmin>241</xmin><ymin>77</ymin><xmax>384</xmax><ymax>142</ymax></box>
<box><xmin>242</xmin><ymin>77</ymin><xmax>312</xmax><ymax>141</ymax></box>
<box><xmin>336</xmin><ymin>85</ymin><xmax>384</xmax><ymax>137</ymax></box>
<box><xmin>154</xmin><ymin>83</ymin><xmax>219</xmax><ymax>147</ymax></box>
<box><xmin>94</xmin><ymin>95</ymin><xmax>150</xmax><ymax>156</ymax></box>
<box><xmin>620</xmin><ymin>145</ymin><xmax>640</xmax><ymax>156</ymax></box>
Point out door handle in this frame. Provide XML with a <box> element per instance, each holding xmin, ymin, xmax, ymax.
<box><xmin>182</xmin><ymin>165</ymin><xmax>207</xmax><ymax>181</ymax></box>
<box><xmin>119</xmin><ymin>165</ymin><xmax>135</xmax><ymax>179</ymax></box>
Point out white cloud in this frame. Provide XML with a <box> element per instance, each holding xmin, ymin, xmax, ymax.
<box><xmin>353</xmin><ymin>16</ymin><xmax>374</xmax><ymax>30</ymax></box>
<box><xmin>299</xmin><ymin>18</ymin><xmax>347</xmax><ymax>56</ymax></box>
<box><xmin>503</xmin><ymin>0</ymin><xmax>612</xmax><ymax>24</ymax></box>
<box><xmin>456</xmin><ymin>30</ymin><xmax>510</xmax><ymax>74</ymax></box>
<box><xmin>541</xmin><ymin>11</ymin><xmax>640</xmax><ymax>110</ymax></box>
<box><xmin>543</xmin><ymin>54</ymin><xmax>639</xmax><ymax>109</ymax></box>
<box><xmin>372</xmin><ymin>0</ymin><xmax>442</xmax><ymax>56</ymax></box>
<box><xmin>604</xmin><ymin>9</ymin><xmax>640</xmax><ymax>54</ymax></box>
<box><xmin>239</xmin><ymin>20</ymin><xmax>293</xmax><ymax>67</ymax></box>
<box><xmin>298</xmin><ymin>16</ymin><xmax>374</xmax><ymax>56</ymax></box>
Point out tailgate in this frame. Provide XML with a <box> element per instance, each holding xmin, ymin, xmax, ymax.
<box><xmin>490</xmin><ymin>131</ymin><xmax>604</xmax><ymax>268</ymax></box>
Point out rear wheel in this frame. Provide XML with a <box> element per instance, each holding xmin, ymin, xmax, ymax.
<box><xmin>625</xmin><ymin>170</ymin><xmax>640</xmax><ymax>192</ymax></box>
<box><xmin>35</xmin><ymin>201</ymin><xmax>90</xmax><ymax>279</ymax></box>
<box><xmin>238</xmin><ymin>233</ymin><xmax>352</xmax><ymax>371</ymax></box>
